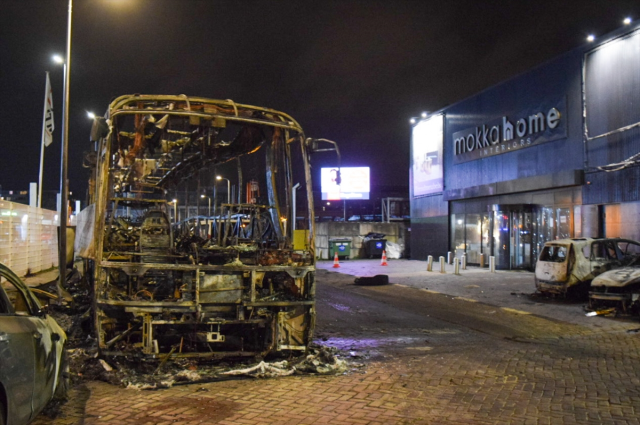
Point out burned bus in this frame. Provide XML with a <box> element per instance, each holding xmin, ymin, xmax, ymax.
<box><xmin>77</xmin><ymin>94</ymin><xmax>337</xmax><ymax>359</ymax></box>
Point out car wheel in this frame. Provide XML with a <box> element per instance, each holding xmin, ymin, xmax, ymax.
<box><xmin>54</xmin><ymin>349</ymin><xmax>70</xmax><ymax>400</ymax></box>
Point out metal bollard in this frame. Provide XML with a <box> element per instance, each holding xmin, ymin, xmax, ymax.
<box><xmin>479</xmin><ymin>253</ymin><xmax>485</xmax><ymax>268</ymax></box>
<box><xmin>454</xmin><ymin>258</ymin><xmax>460</xmax><ymax>275</ymax></box>
<box><xmin>447</xmin><ymin>251</ymin><xmax>452</xmax><ymax>264</ymax></box>
<box><xmin>439</xmin><ymin>256</ymin><xmax>446</xmax><ymax>273</ymax></box>
<box><xmin>489</xmin><ymin>256</ymin><xmax>496</xmax><ymax>273</ymax></box>
<box><xmin>462</xmin><ymin>254</ymin><xmax>467</xmax><ymax>270</ymax></box>
<box><xmin>427</xmin><ymin>255</ymin><xmax>433</xmax><ymax>271</ymax></box>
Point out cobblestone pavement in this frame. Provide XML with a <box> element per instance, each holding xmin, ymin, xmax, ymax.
<box><xmin>32</xmin><ymin>263</ymin><xmax>640</xmax><ymax>425</ymax></box>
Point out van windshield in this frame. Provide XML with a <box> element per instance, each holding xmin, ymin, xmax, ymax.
<box><xmin>540</xmin><ymin>245</ymin><xmax>568</xmax><ymax>263</ymax></box>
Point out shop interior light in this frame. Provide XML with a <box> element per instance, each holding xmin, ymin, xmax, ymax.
<box><xmin>587</xmin><ymin>34</ymin><xmax>595</xmax><ymax>42</ymax></box>
<box><xmin>624</xmin><ymin>17</ymin><xmax>632</xmax><ymax>25</ymax></box>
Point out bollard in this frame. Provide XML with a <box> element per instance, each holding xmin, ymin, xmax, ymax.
<box><xmin>439</xmin><ymin>256</ymin><xmax>446</xmax><ymax>273</ymax></box>
<box><xmin>489</xmin><ymin>256</ymin><xmax>496</xmax><ymax>273</ymax></box>
<box><xmin>479</xmin><ymin>253</ymin><xmax>485</xmax><ymax>268</ymax></box>
<box><xmin>427</xmin><ymin>255</ymin><xmax>433</xmax><ymax>272</ymax></box>
<box><xmin>447</xmin><ymin>251</ymin><xmax>452</xmax><ymax>264</ymax></box>
<box><xmin>462</xmin><ymin>254</ymin><xmax>467</xmax><ymax>270</ymax></box>
<box><xmin>454</xmin><ymin>258</ymin><xmax>460</xmax><ymax>275</ymax></box>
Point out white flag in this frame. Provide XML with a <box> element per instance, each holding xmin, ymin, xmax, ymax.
<box><xmin>43</xmin><ymin>72</ymin><xmax>54</xmax><ymax>147</ymax></box>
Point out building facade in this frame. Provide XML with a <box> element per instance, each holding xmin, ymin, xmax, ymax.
<box><xmin>411</xmin><ymin>22</ymin><xmax>640</xmax><ymax>270</ymax></box>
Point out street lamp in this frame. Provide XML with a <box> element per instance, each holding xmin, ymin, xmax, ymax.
<box><xmin>171</xmin><ymin>199</ymin><xmax>178</xmax><ymax>222</ymax></box>
<box><xmin>216</xmin><ymin>176</ymin><xmax>231</xmax><ymax>204</ymax></box>
<box><xmin>200</xmin><ymin>194</ymin><xmax>211</xmax><ymax>216</ymax></box>
<box><xmin>55</xmin><ymin>0</ymin><xmax>73</xmax><ymax>295</ymax></box>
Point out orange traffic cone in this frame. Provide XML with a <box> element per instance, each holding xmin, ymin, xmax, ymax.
<box><xmin>380</xmin><ymin>250</ymin><xmax>388</xmax><ymax>266</ymax></box>
<box><xmin>332</xmin><ymin>252</ymin><xmax>341</xmax><ymax>268</ymax></box>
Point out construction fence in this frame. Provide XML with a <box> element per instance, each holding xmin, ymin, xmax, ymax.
<box><xmin>0</xmin><ymin>200</ymin><xmax>59</xmax><ymax>277</ymax></box>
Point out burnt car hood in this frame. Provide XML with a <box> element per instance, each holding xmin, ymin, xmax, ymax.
<box><xmin>591</xmin><ymin>267</ymin><xmax>640</xmax><ymax>288</ymax></box>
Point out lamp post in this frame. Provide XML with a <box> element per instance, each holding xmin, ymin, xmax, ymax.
<box><xmin>216</xmin><ymin>176</ymin><xmax>231</xmax><ymax>204</ymax></box>
<box><xmin>200</xmin><ymin>194</ymin><xmax>211</xmax><ymax>216</ymax></box>
<box><xmin>172</xmin><ymin>199</ymin><xmax>178</xmax><ymax>222</ymax></box>
<box><xmin>55</xmin><ymin>0</ymin><xmax>73</xmax><ymax>296</ymax></box>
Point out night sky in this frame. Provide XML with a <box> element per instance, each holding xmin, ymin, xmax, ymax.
<box><xmin>0</xmin><ymin>0</ymin><xmax>637</xmax><ymax>203</ymax></box>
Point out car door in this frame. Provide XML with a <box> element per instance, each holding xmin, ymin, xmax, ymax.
<box><xmin>0</xmin><ymin>277</ymin><xmax>38</xmax><ymax>425</ymax></box>
<box><xmin>615</xmin><ymin>240</ymin><xmax>640</xmax><ymax>265</ymax></box>
<box><xmin>590</xmin><ymin>240</ymin><xmax>620</xmax><ymax>277</ymax></box>
<box><xmin>0</xmin><ymin>265</ymin><xmax>59</xmax><ymax>419</ymax></box>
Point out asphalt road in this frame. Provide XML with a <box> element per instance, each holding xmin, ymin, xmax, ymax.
<box><xmin>315</xmin><ymin>268</ymin><xmax>580</xmax><ymax>360</ymax></box>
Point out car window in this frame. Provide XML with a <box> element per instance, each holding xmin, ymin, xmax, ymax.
<box><xmin>582</xmin><ymin>244</ymin><xmax>591</xmax><ymax>258</ymax></box>
<box><xmin>540</xmin><ymin>246</ymin><xmax>567</xmax><ymax>262</ymax></box>
<box><xmin>0</xmin><ymin>275</ymin><xmax>37</xmax><ymax>316</ymax></box>
<box><xmin>617</xmin><ymin>241</ymin><xmax>640</xmax><ymax>255</ymax></box>
<box><xmin>591</xmin><ymin>241</ymin><xmax>619</xmax><ymax>261</ymax></box>
<box><xmin>1</xmin><ymin>281</ymin><xmax>33</xmax><ymax>315</ymax></box>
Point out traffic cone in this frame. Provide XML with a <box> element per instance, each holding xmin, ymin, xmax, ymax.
<box><xmin>332</xmin><ymin>252</ymin><xmax>341</xmax><ymax>268</ymax></box>
<box><xmin>380</xmin><ymin>250</ymin><xmax>388</xmax><ymax>266</ymax></box>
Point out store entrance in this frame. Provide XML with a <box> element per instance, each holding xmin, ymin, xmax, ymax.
<box><xmin>491</xmin><ymin>205</ymin><xmax>535</xmax><ymax>270</ymax></box>
<box><xmin>450</xmin><ymin>203</ymin><xmax>573</xmax><ymax>271</ymax></box>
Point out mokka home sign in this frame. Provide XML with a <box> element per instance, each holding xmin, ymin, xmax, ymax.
<box><xmin>451</xmin><ymin>98</ymin><xmax>567</xmax><ymax>164</ymax></box>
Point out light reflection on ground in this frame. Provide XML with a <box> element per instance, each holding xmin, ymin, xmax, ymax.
<box><xmin>320</xmin><ymin>336</ymin><xmax>427</xmax><ymax>350</ymax></box>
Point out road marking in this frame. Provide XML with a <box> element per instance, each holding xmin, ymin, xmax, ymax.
<box><xmin>455</xmin><ymin>297</ymin><xmax>478</xmax><ymax>303</ymax></box>
<box><xmin>406</xmin><ymin>346</ymin><xmax>433</xmax><ymax>351</ymax></box>
<box><xmin>501</xmin><ymin>307</ymin><xmax>531</xmax><ymax>315</ymax></box>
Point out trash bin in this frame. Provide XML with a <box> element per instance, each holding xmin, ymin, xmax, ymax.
<box><xmin>329</xmin><ymin>238</ymin><xmax>352</xmax><ymax>260</ymax></box>
<box><xmin>364</xmin><ymin>239</ymin><xmax>387</xmax><ymax>259</ymax></box>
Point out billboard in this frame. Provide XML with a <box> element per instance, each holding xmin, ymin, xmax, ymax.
<box><xmin>412</xmin><ymin>114</ymin><xmax>443</xmax><ymax>196</ymax></box>
<box><xmin>321</xmin><ymin>167</ymin><xmax>370</xmax><ymax>200</ymax></box>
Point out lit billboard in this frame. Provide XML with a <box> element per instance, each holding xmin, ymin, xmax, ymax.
<box><xmin>321</xmin><ymin>167</ymin><xmax>370</xmax><ymax>200</ymax></box>
<box><xmin>412</xmin><ymin>114</ymin><xmax>444</xmax><ymax>196</ymax></box>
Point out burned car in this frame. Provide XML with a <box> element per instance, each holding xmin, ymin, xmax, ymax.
<box><xmin>589</xmin><ymin>256</ymin><xmax>640</xmax><ymax>314</ymax></box>
<box><xmin>0</xmin><ymin>263</ymin><xmax>68</xmax><ymax>425</ymax></box>
<box><xmin>535</xmin><ymin>238</ymin><xmax>640</xmax><ymax>296</ymax></box>
<box><xmin>76</xmin><ymin>95</ymin><xmax>338</xmax><ymax>360</ymax></box>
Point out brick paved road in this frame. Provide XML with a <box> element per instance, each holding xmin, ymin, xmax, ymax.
<box><xmin>33</xmin><ymin>269</ymin><xmax>640</xmax><ymax>425</ymax></box>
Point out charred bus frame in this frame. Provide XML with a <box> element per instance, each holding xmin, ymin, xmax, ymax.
<box><xmin>81</xmin><ymin>94</ymin><xmax>336</xmax><ymax>359</ymax></box>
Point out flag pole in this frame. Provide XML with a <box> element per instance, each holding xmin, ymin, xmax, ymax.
<box><xmin>38</xmin><ymin>72</ymin><xmax>50</xmax><ymax>208</ymax></box>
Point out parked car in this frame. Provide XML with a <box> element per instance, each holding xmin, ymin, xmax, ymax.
<box><xmin>534</xmin><ymin>238</ymin><xmax>640</xmax><ymax>296</ymax></box>
<box><xmin>0</xmin><ymin>263</ymin><xmax>68</xmax><ymax>425</ymax></box>
<box><xmin>589</xmin><ymin>257</ymin><xmax>640</xmax><ymax>314</ymax></box>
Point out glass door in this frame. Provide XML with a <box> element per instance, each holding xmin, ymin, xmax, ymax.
<box><xmin>511</xmin><ymin>211</ymin><xmax>533</xmax><ymax>269</ymax></box>
<box><xmin>493</xmin><ymin>210</ymin><xmax>510</xmax><ymax>269</ymax></box>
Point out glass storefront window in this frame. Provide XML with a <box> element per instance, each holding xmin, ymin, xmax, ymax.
<box><xmin>556</xmin><ymin>208</ymin><xmax>571</xmax><ymax>239</ymax></box>
<box><xmin>452</xmin><ymin>214</ymin><xmax>465</xmax><ymax>259</ymax></box>
<box><xmin>450</xmin><ymin>205</ymin><xmax>573</xmax><ymax>270</ymax></box>
<box><xmin>465</xmin><ymin>214</ymin><xmax>481</xmax><ymax>263</ymax></box>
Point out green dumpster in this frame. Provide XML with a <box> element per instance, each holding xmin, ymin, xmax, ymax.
<box><xmin>329</xmin><ymin>238</ymin><xmax>352</xmax><ymax>260</ymax></box>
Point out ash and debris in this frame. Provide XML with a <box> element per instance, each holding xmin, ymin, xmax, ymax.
<box><xmin>62</xmin><ymin>343</ymin><xmax>357</xmax><ymax>391</ymax></box>
<box><xmin>36</xmin><ymin>267</ymin><xmax>363</xmax><ymax>394</ymax></box>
